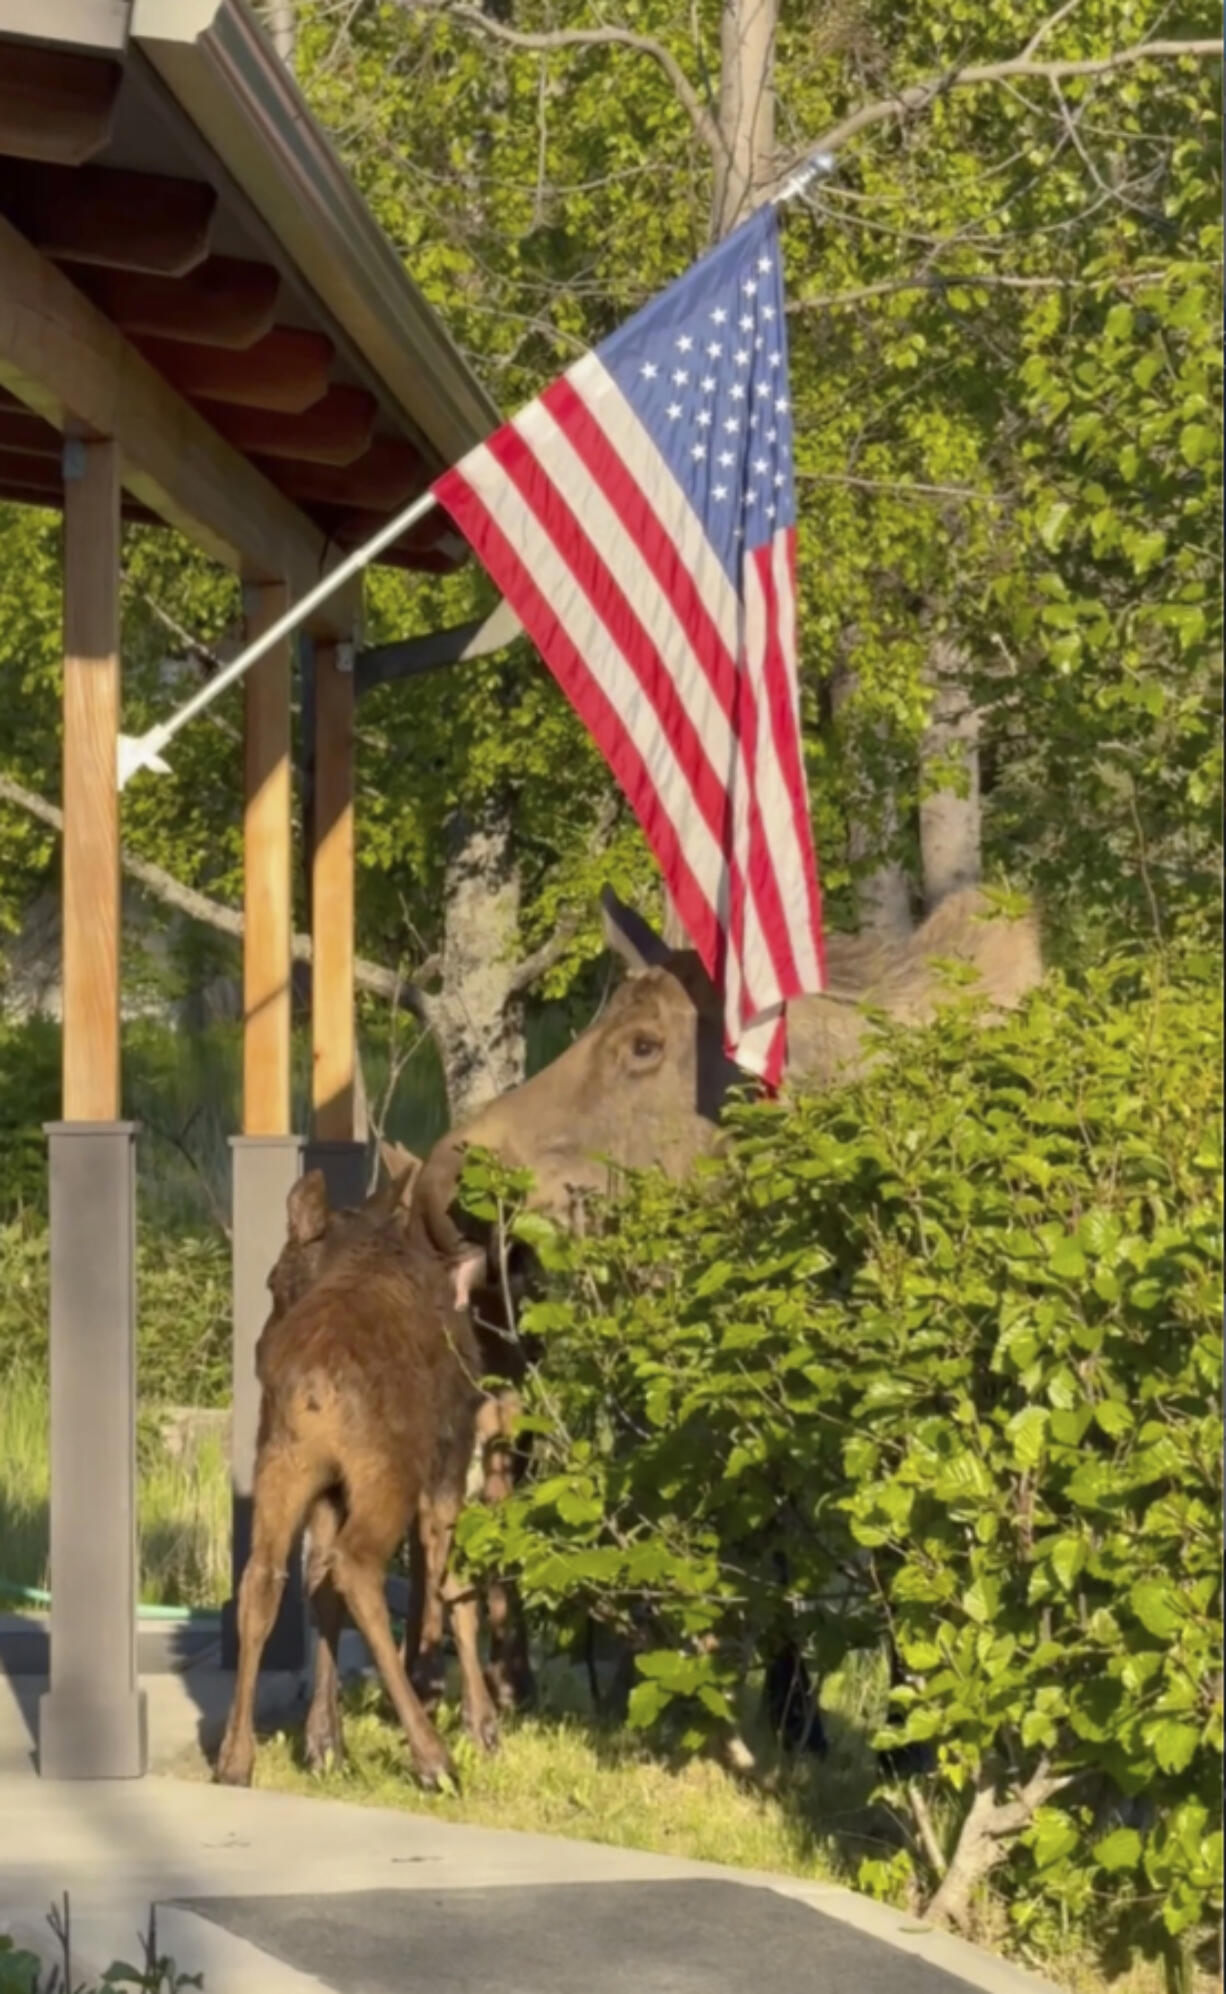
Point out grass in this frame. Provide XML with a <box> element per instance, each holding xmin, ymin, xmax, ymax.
<box><xmin>0</xmin><ymin>1369</ymin><xmax>230</xmax><ymax>1610</ymax></box>
<box><xmin>179</xmin><ymin>1649</ymin><xmax>1217</xmax><ymax>1994</ymax></box>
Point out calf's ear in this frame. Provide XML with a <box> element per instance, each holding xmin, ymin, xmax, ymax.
<box><xmin>449</xmin><ymin>1245</ymin><xmax>488</xmax><ymax>1313</ymax></box>
<box><xmin>287</xmin><ymin>1169</ymin><xmax>329</xmax><ymax>1245</ymax></box>
<box><xmin>600</xmin><ymin>886</ymin><xmax>671</xmax><ymax>973</ymax></box>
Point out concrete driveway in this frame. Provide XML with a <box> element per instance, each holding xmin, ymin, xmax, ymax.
<box><xmin>0</xmin><ymin>1663</ymin><xmax>1064</xmax><ymax>1994</ymax></box>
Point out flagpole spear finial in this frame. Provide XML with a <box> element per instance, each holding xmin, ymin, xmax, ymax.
<box><xmin>772</xmin><ymin>150</ymin><xmax>837</xmax><ymax>207</ymax></box>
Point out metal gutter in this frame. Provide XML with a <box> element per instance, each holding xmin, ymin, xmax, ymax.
<box><xmin>128</xmin><ymin>0</ymin><xmax>500</xmax><ymax>470</ymax></box>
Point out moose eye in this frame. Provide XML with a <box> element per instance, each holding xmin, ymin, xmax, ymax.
<box><xmin>632</xmin><ymin>1033</ymin><xmax>663</xmax><ymax>1061</ymax></box>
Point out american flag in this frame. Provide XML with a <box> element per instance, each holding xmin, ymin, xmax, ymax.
<box><xmin>434</xmin><ymin>204</ymin><xmax>825</xmax><ymax>1086</ymax></box>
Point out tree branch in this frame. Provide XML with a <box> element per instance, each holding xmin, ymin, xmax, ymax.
<box><xmin>0</xmin><ymin>772</ymin><xmax>433</xmax><ymax>1017</ymax></box>
<box><xmin>393</xmin><ymin>0</ymin><xmax>723</xmax><ymax>162</ymax></box>
<box><xmin>788</xmin><ymin>270</ymin><xmax>1145</xmax><ymax>313</ymax></box>
<box><xmin>787</xmin><ymin>34</ymin><xmax>1223</xmax><ymax>173</ymax></box>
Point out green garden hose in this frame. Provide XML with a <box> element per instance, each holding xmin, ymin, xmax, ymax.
<box><xmin>0</xmin><ymin>1577</ymin><xmax>217</xmax><ymax>1622</ymax></box>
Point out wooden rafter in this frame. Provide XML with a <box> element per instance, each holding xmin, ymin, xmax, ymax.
<box><xmin>203</xmin><ymin>385</ymin><xmax>377</xmax><ymax>466</ymax></box>
<box><xmin>0</xmin><ymin>207</ymin><xmax>356</xmax><ymax>617</ymax></box>
<box><xmin>0</xmin><ymin>160</ymin><xmax>216</xmax><ymax>276</ymax></box>
<box><xmin>66</xmin><ymin>256</ymin><xmax>281</xmax><ymax>349</ymax></box>
<box><xmin>0</xmin><ymin>45</ymin><xmax>121</xmax><ymax>166</ymax></box>
<box><xmin>264</xmin><ymin>438</ymin><xmax>427</xmax><ymax>513</ymax></box>
<box><xmin>0</xmin><ymin>402</ymin><xmax>60</xmax><ymax>455</ymax></box>
<box><xmin>135</xmin><ymin>326</ymin><xmax>335</xmax><ymax>413</ymax></box>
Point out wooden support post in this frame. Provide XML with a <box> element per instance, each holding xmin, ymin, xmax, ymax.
<box><xmin>311</xmin><ymin>638</ymin><xmax>356</xmax><ymax>1143</ymax></box>
<box><xmin>242</xmin><ymin>580</ymin><xmax>292</xmax><ymax>1137</ymax></box>
<box><xmin>61</xmin><ymin>437</ymin><xmax>120</xmax><ymax>1120</ymax></box>
<box><xmin>223</xmin><ymin>577</ymin><xmax>306</xmax><ymax>1674</ymax></box>
<box><xmin>40</xmin><ymin>436</ymin><xmax>146</xmax><ymax>1779</ymax></box>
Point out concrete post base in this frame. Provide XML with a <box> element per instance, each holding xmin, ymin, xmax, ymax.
<box><xmin>38</xmin><ymin>1122</ymin><xmax>147</xmax><ymax>1780</ymax></box>
<box><xmin>303</xmin><ymin>1139</ymin><xmax>368</xmax><ymax>1211</ymax></box>
<box><xmin>222</xmin><ymin>1134</ymin><xmax>308</xmax><ymax>1673</ymax></box>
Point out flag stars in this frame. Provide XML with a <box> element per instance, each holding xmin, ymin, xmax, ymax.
<box><xmin>769</xmin><ymin>351</ymin><xmax>782</xmax><ymax>368</ymax></box>
<box><xmin>696</xmin><ymin>409</ymin><xmax>713</xmax><ymax>427</ymax></box>
<box><xmin>754</xmin><ymin>457</ymin><xmax>769</xmax><ymax>475</ymax></box>
<box><xmin>672</xmin><ymin>368</ymin><xmax>690</xmax><ymax>385</ymax></box>
<box><xmin>713</xmin><ymin>484</ymin><xmax>729</xmax><ymax>500</ymax></box>
<box><xmin>762</xmin><ymin>304</ymin><xmax>777</xmax><ymax>322</ymax></box>
<box><xmin>757</xmin><ymin>254</ymin><xmax>773</xmax><ymax>273</ymax></box>
<box><xmin>729</xmin><ymin>383</ymin><xmax>746</xmax><ymax>401</ymax></box>
<box><xmin>691</xmin><ymin>443</ymin><xmax>706</xmax><ymax>461</ymax></box>
<box><xmin>707</xmin><ymin>341</ymin><xmax>723</xmax><ymax>359</ymax></box>
<box><xmin>775</xmin><ymin>396</ymin><xmax>791</xmax><ymax>413</ymax></box>
<box><xmin>739</xmin><ymin>313</ymin><xmax>754</xmax><ymax>331</ymax></box>
<box><xmin>640</xmin><ymin>361</ymin><xmax>659</xmax><ymax>379</ymax></box>
<box><xmin>734</xmin><ymin>349</ymin><xmax>750</xmax><ymax>367</ymax></box>
<box><xmin>723</xmin><ymin>416</ymin><xmax>740</xmax><ymax>433</ymax></box>
<box><xmin>718</xmin><ymin>450</ymin><xmax>735</xmax><ymax>466</ymax></box>
<box><xmin>666</xmin><ymin>401</ymin><xmax>683</xmax><ymax>420</ymax></box>
<box><xmin>742</xmin><ymin>279</ymin><xmax>758</xmax><ymax>296</ymax></box>
<box><xmin>710</xmin><ymin>306</ymin><xmax>728</xmax><ymax>324</ymax></box>
<box><xmin>675</xmin><ymin>333</ymin><xmax>694</xmax><ymax>352</ymax></box>
<box><xmin>702</xmin><ymin>374</ymin><xmax>717</xmax><ymax>392</ymax></box>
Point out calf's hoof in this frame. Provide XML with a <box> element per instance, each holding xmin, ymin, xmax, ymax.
<box><xmin>214</xmin><ymin>1748</ymin><xmax>254</xmax><ymax>1788</ymax></box>
<box><xmin>304</xmin><ymin>1728</ymin><xmax>346</xmax><ymax>1775</ymax></box>
<box><xmin>487</xmin><ymin>1657</ymin><xmax>536</xmax><ymax>1713</ymax></box>
<box><xmin>463</xmin><ymin>1705</ymin><xmax>501</xmax><ymax>1754</ymax></box>
<box><xmin>413</xmin><ymin>1745</ymin><xmax>459</xmax><ymax>1794</ymax></box>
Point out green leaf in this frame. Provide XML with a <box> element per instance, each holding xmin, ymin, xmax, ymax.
<box><xmin>1129</xmin><ymin>1580</ymin><xmax>1186</xmax><ymax>1640</ymax></box>
<box><xmin>1007</xmin><ymin>1405</ymin><xmax>1049</xmax><ymax>1469</ymax></box>
<box><xmin>1093</xmin><ymin>1827</ymin><xmax>1143</xmax><ymax>1872</ymax></box>
<box><xmin>1030</xmin><ymin>1809</ymin><xmax>1080</xmax><ymax>1870</ymax></box>
<box><xmin>1049</xmin><ymin>1534</ymin><xmax>1088</xmax><ymax>1590</ymax></box>
<box><xmin>1048</xmin><ymin>1236</ymin><xmax>1086</xmax><ymax>1279</ymax></box>
<box><xmin>1145</xmin><ymin>1720</ymin><xmax>1200</xmax><ymax>1775</ymax></box>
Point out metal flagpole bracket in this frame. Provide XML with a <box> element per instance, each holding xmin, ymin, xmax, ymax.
<box><xmin>772</xmin><ymin>150</ymin><xmax>838</xmax><ymax>207</ymax></box>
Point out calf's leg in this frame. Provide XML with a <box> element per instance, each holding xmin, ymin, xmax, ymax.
<box><xmin>330</xmin><ymin>1498</ymin><xmax>456</xmax><ymax>1790</ymax></box>
<box><xmin>216</xmin><ymin>1448</ymin><xmax>320</xmax><ymax>1787</ymax></box>
<box><xmin>304</xmin><ymin>1494</ymin><xmax>347</xmax><ymax>1771</ymax></box>
<box><xmin>481</xmin><ymin>1390</ymin><xmax>536</xmax><ymax>1710</ymax></box>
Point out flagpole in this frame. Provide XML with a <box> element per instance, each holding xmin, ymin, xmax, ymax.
<box><xmin>118</xmin><ymin>147</ymin><xmax>839</xmax><ymax>790</ymax></box>
<box><xmin>117</xmin><ymin>485</ymin><xmax>441</xmax><ymax>788</ymax></box>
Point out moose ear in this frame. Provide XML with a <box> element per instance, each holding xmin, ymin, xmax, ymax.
<box><xmin>450</xmin><ymin>1245</ymin><xmax>488</xmax><ymax>1313</ymax></box>
<box><xmin>600</xmin><ymin>886</ymin><xmax>671</xmax><ymax>973</ymax></box>
<box><xmin>287</xmin><ymin>1169</ymin><xmax>329</xmax><ymax>1246</ymax></box>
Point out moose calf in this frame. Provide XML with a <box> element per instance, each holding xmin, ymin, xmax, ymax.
<box><xmin>215</xmin><ymin>1164</ymin><xmax>497</xmax><ymax>1790</ymax></box>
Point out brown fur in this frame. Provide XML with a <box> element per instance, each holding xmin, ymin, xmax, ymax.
<box><xmin>215</xmin><ymin>1162</ymin><xmax>498</xmax><ymax>1790</ymax></box>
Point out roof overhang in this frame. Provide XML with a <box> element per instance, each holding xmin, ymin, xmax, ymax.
<box><xmin>0</xmin><ymin>0</ymin><xmax>499</xmax><ymax>594</ymax></box>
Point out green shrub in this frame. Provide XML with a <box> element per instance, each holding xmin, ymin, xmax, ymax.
<box><xmin>0</xmin><ymin>1214</ymin><xmax>229</xmax><ymax>1408</ymax></box>
<box><xmin>457</xmin><ymin>948</ymin><xmax>1222</xmax><ymax>1980</ymax></box>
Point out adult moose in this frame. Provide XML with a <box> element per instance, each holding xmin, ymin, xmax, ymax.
<box><xmin>410</xmin><ymin>881</ymin><xmax>1044</xmax><ymax>1719</ymax></box>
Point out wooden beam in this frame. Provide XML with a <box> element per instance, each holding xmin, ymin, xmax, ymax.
<box><xmin>311</xmin><ymin>640</ymin><xmax>355</xmax><ymax>1142</ymax></box>
<box><xmin>134</xmin><ymin>326</ymin><xmax>335</xmax><ymax>413</ymax></box>
<box><xmin>0</xmin><ymin>210</ymin><xmax>353</xmax><ymax>623</ymax></box>
<box><xmin>242</xmin><ymin>582</ymin><xmax>293</xmax><ymax>1138</ymax></box>
<box><xmin>0</xmin><ymin>404</ymin><xmax>61</xmax><ymax>455</ymax></box>
<box><xmin>61</xmin><ymin>437</ymin><xmax>120</xmax><ymax>1122</ymax></box>
<box><xmin>0</xmin><ymin>160</ymin><xmax>216</xmax><ymax>276</ymax></box>
<box><xmin>66</xmin><ymin>256</ymin><xmax>281</xmax><ymax>350</ymax></box>
<box><xmin>264</xmin><ymin>439</ymin><xmax>427</xmax><ymax>514</ymax></box>
<box><xmin>0</xmin><ymin>46</ymin><xmax>120</xmax><ymax>166</ymax></box>
<box><xmin>203</xmin><ymin>386</ymin><xmax>376</xmax><ymax>467</ymax></box>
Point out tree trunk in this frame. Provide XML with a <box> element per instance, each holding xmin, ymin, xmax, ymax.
<box><xmin>712</xmin><ymin>0</ymin><xmax>778</xmax><ymax>237</ymax></box>
<box><xmin>919</xmin><ymin>637</ymin><xmax>982</xmax><ymax>913</ymax></box>
<box><xmin>829</xmin><ymin>665</ymin><xmax>914</xmax><ymax>940</ymax></box>
<box><xmin>432</xmin><ymin>797</ymin><xmax>527</xmax><ymax>1123</ymax></box>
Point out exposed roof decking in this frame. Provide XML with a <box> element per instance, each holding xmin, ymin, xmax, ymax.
<box><xmin>0</xmin><ymin>0</ymin><xmax>496</xmax><ymax>583</ymax></box>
